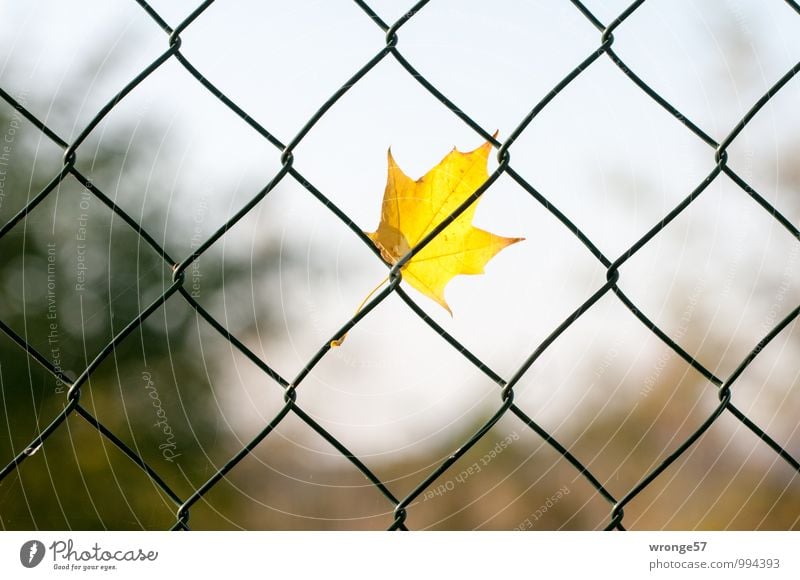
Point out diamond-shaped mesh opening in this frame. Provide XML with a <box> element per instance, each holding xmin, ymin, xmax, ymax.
<box><xmin>3</xmin><ymin>416</ymin><xmax>179</xmax><ymax>529</ymax></box>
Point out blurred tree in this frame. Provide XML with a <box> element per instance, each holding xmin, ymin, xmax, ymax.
<box><xmin>0</xmin><ymin>69</ymin><xmax>287</xmax><ymax>529</ymax></box>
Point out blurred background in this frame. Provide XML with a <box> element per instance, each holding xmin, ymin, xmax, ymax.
<box><xmin>0</xmin><ymin>0</ymin><xmax>798</xmax><ymax>530</ymax></box>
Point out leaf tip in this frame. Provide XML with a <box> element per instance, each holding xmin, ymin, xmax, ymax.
<box><xmin>437</xmin><ymin>296</ymin><xmax>453</xmax><ymax>316</ymax></box>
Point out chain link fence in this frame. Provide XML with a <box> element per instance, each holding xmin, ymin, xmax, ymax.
<box><xmin>1</xmin><ymin>0</ymin><xmax>799</xmax><ymax>530</ymax></box>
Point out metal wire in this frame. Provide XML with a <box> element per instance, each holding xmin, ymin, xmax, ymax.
<box><xmin>1</xmin><ymin>0</ymin><xmax>799</xmax><ymax>531</ymax></box>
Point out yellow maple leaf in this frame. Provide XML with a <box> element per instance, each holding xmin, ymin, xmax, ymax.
<box><xmin>331</xmin><ymin>137</ymin><xmax>523</xmax><ymax>348</ymax></box>
<box><xmin>367</xmin><ymin>137</ymin><xmax>523</xmax><ymax>313</ymax></box>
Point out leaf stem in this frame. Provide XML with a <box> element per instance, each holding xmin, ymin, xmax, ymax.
<box><xmin>330</xmin><ymin>274</ymin><xmax>390</xmax><ymax>348</ymax></box>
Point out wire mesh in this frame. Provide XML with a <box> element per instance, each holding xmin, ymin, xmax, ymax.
<box><xmin>1</xmin><ymin>0</ymin><xmax>799</xmax><ymax>531</ymax></box>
